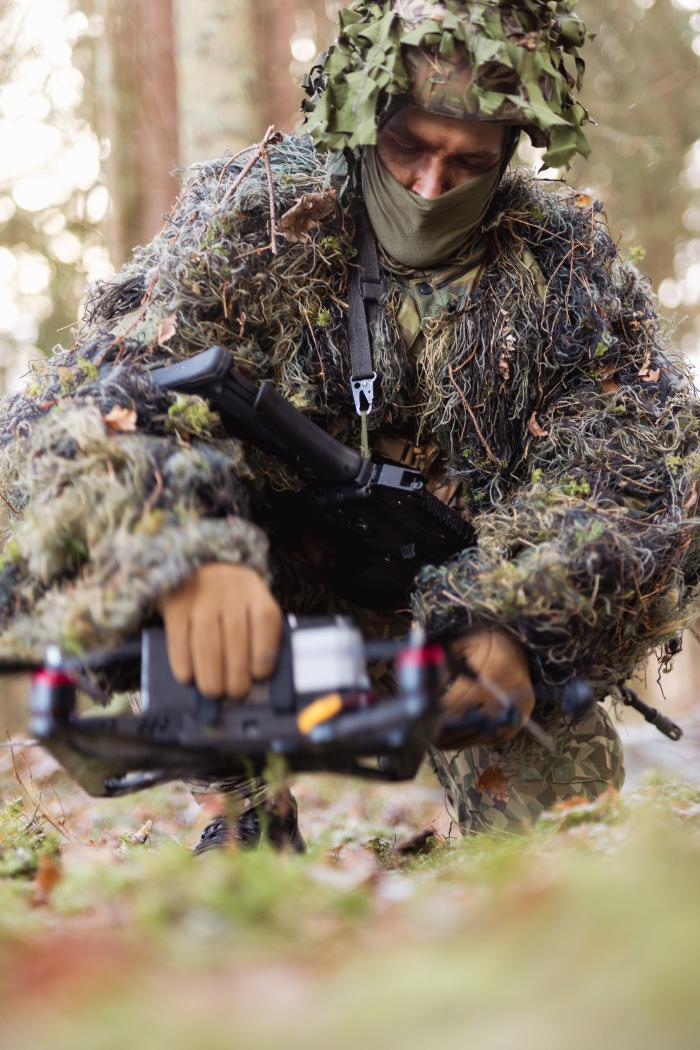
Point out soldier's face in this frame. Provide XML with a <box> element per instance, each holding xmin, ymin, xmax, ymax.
<box><xmin>377</xmin><ymin>105</ymin><xmax>505</xmax><ymax>199</ymax></box>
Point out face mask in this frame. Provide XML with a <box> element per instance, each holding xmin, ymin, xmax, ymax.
<box><xmin>361</xmin><ymin>145</ymin><xmax>502</xmax><ymax>269</ymax></box>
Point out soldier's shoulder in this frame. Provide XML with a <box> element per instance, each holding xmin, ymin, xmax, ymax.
<box><xmin>488</xmin><ymin>167</ymin><xmax>622</xmax><ymax>280</ymax></box>
<box><xmin>495</xmin><ymin>168</ymin><xmax>611</xmax><ymax>233</ymax></box>
<box><xmin>180</xmin><ymin>132</ymin><xmax>326</xmax><ymax>209</ymax></box>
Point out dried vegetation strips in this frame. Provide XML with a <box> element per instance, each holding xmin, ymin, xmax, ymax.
<box><xmin>0</xmin><ymin>135</ymin><xmax>695</xmax><ymax>700</ymax></box>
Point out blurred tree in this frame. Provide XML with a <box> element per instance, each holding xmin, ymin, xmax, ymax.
<box><xmin>0</xmin><ymin>2</ymin><xmax>106</xmax><ymax>383</ymax></box>
<box><xmin>256</xmin><ymin>0</ymin><xmax>300</xmax><ymax>133</ymax></box>
<box><xmin>173</xmin><ymin>0</ymin><xmax>262</xmax><ymax>164</ymax></box>
<box><xmin>92</xmin><ymin>0</ymin><xmax>179</xmax><ymax>264</ymax></box>
<box><xmin>571</xmin><ymin>0</ymin><xmax>700</xmax><ymax>323</ymax></box>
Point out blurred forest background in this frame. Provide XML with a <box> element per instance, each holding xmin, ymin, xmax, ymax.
<box><xmin>3</xmin><ymin>0</ymin><xmax>700</xmax><ymax>381</ymax></box>
<box><xmin>1</xmin><ymin>0</ymin><xmax>700</xmax><ymax>708</ymax></box>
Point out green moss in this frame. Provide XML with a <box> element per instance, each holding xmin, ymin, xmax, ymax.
<box><xmin>77</xmin><ymin>358</ymin><xmax>99</xmax><ymax>382</ymax></box>
<box><xmin>560</xmin><ymin>476</ymin><xmax>591</xmax><ymax>498</ymax></box>
<box><xmin>166</xmin><ymin>395</ymin><xmax>219</xmax><ymax>438</ymax></box>
<box><xmin>319</xmin><ymin>235</ymin><xmax>341</xmax><ymax>254</ymax></box>
<box><xmin>3</xmin><ymin>538</ymin><xmax>22</xmax><ymax>565</ymax></box>
<box><xmin>0</xmin><ymin>798</ymin><xmax>60</xmax><ymax>879</ymax></box>
<box><xmin>626</xmin><ymin>245</ymin><xmax>646</xmax><ymax>263</ymax></box>
<box><xmin>316</xmin><ymin>308</ymin><xmax>331</xmax><ymax>328</ymax></box>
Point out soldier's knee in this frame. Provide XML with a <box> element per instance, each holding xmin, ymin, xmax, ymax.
<box><xmin>429</xmin><ymin>701</ymin><xmax>626</xmax><ymax>836</ymax></box>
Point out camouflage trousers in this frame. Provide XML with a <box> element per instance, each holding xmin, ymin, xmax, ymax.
<box><xmin>429</xmin><ymin>701</ymin><xmax>625</xmax><ymax>835</ymax></box>
<box><xmin>194</xmin><ymin>702</ymin><xmax>624</xmax><ymax>837</ymax></box>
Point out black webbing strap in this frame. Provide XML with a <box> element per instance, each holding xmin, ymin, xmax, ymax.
<box><xmin>347</xmin><ymin>210</ymin><xmax>383</xmax><ymax>419</ymax></box>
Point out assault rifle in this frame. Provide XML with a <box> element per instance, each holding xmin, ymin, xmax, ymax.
<box><xmin>149</xmin><ymin>346</ymin><xmax>474</xmax><ymax>610</ymax></box>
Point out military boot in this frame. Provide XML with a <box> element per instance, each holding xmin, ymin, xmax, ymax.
<box><xmin>194</xmin><ymin>788</ymin><xmax>305</xmax><ymax>855</ymax></box>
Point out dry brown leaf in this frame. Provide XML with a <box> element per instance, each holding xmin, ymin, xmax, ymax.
<box><xmin>518</xmin><ymin>30</ymin><xmax>540</xmax><ymax>50</ymax></box>
<box><xmin>33</xmin><ymin>852</ymin><xmax>62</xmax><ymax>905</ymax></box>
<box><xmin>279</xmin><ymin>190</ymin><xmax>337</xmax><ymax>243</ymax></box>
<box><xmin>574</xmin><ymin>193</ymin><xmax>594</xmax><ymax>210</ymax></box>
<box><xmin>527</xmin><ymin>412</ymin><xmax>550</xmax><ymax>438</ymax></box>
<box><xmin>600</xmin><ymin>377</ymin><xmax>621</xmax><ymax>394</ymax></box>
<box><xmin>684</xmin><ymin>481</ymin><xmax>698</xmax><ymax>513</ymax></box>
<box><xmin>553</xmin><ymin>794</ymin><xmax>591</xmax><ymax>810</ymax></box>
<box><xmin>476</xmin><ymin>766</ymin><xmax>509</xmax><ymax>803</ymax></box>
<box><xmin>123</xmin><ymin>819</ymin><xmax>152</xmax><ymax>846</ymax></box>
<box><xmin>638</xmin><ymin>350</ymin><xmax>659</xmax><ymax>380</ymax></box>
<box><xmin>57</xmin><ymin>366</ymin><xmax>73</xmax><ymax>386</ymax></box>
<box><xmin>103</xmin><ymin>405</ymin><xmax>137</xmax><ymax>433</ymax></box>
<box><xmin>156</xmin><ymin>312</ymin><xmax>178</xmax><ymax>346</ymax></box>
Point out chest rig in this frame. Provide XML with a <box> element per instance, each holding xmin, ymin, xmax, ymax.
<box><xmin>347</xmin><ymin>213</ymin><xmax>472</xmax><ymax>511</ymax></box>
<box><xmin>347</xmin><ymin>211</ymin><xmax>383</xmax><ymax>459</ymax></box>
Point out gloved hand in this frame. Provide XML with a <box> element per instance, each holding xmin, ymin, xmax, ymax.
<box><xmin>158</xmin><ymin>563</ymin><xmax>283</xmax><ymax>699</ymax></box>
<box><xmin>438</xmin><ymin>629</ymin><xmax>535</xmax><ymax>749</ymax></box>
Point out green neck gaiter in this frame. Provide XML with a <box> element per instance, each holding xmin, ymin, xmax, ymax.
<box><xmin>361</xmin><ymin>146</ymin><xmax>501</xmax><ymax>270</ymax></box>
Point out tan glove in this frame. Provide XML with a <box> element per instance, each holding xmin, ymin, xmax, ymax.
<box><xmin>158</xmin><ymin>563</ymin><xmax>283</xmax><ymax>699</ymax></box>
<box><xmin>438</xmin><ymin>629</ymin><xmax>535</xmax><ymax>749</ymax></box>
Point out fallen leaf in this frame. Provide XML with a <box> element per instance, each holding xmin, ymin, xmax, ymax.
<box><xmin>156</xmin><ymin>312</ymin><xmax>178</xmax><ymax>345</ymax></box>
<box><xmin>279</xmin><ymin>190</ymin><xmax>337</xmax><ymax>243</ymax></box>
<box><xmin>517</xmin><ymin>30</ymin><xmax>540</xmax><ymax>50</ymax></box>
<box><xmin>637</xmin><ymin>350</ymin><xmax>660</xmax><ymax>381</ymax></box>
<box><xmin>476</xmin><ymin>766</ymin><xmax>509</xmax><ymax>803</ymax></box>
<box><xmin>498</xmin><ymin>354</ymin><xmax>510</xmax><ymax>381</ymax></box>
<box><xmin>527</xmin><ymin>412</ymin><xmax>550</xmax><ymax>439</ymax></box>
<box><xmin>684</xmin><ymin>481</ymin><xmax>698</xmax><ymax>512</ymax></box>
<box><xmin>103</xmin><ymin>405</ymin><xmax>137</xmax><ymax>432</ymax></box>
<box><xmin>122</xmin><ymin>819</ymin><xmax>152</xmax><ymax>846</ymax></box>
<box><xmin>600</xmin><ymin>377</ymin><xmax>621</xmax><ymax>394</ymax></box>
<box><xmin>551</xmin><ymin>795</ymin><xmax>591</xmax><ymax>811</ymax></box>
<box><xmin>33</xmin><ymin>853</ymin><xmax>62</xmax><ymax>905</ymax></box>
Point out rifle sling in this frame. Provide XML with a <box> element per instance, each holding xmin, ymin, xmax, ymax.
<box><xmin>347</xmin><ymin>211</ymin><xmax>382</xmax><ymax>417</ymax></box>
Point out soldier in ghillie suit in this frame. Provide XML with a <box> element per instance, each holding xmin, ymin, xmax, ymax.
<box><xmin>1</xmin><ymin>0</ymin><xmax>699</xmax><ymax>847</ymax></box>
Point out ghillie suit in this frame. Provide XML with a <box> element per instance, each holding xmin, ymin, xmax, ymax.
<box><xmin>1</xmin><ymin>135</ymin><xmax>698</xmax><ymax>827</ymax></box>
<box><xmin>0</xmin><ymin>1</ymin><xmax>698</xmax><ymax>832</ymax></box>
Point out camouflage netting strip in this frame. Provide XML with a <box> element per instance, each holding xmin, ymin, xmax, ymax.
<box><xmin>305</xmin><ymin>0</ymin><xmax>590</xmax><ymax>169</ymax></box>
<box><xmin>0</xmin><ymin>390</ymin><xmax>268</xmax><ymax>659</ymax></box>
<box><xmin>0</xmin><ymin>137</ymin><xmax>354</xmax><ymax>659</ymax></box>
<box><xmin>410</xmin><ymin>175</ymin><xmax>700</xmax><ymax>693</ymax></box>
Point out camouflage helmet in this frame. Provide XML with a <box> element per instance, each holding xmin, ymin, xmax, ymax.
<box><xmin>303</xmin><ymin>0</ymin><xmax>591</xmax><ymax>169</ymax></box>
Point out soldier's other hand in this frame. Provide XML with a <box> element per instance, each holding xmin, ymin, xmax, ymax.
<box><xmin>437</xmin><ymin>629</ymin><xmax>535</xmax><ymax>749</ymax></box>
<box><xmin>158</xmin><ymin>563</ymin><xmax>283</xmax><ymax>700</ymax></box>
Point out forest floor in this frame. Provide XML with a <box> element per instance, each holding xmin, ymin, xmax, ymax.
<box><xmin>0</xmin><ymin>704</ymin><xmax>699</xmax><ymax>1050</ymax></box>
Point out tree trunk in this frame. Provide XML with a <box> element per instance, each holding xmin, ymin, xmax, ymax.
<box><xmin>139</xmin><ymin>0</ymin><xmax>180</xmax><ymax>239</ymax></box>
<box><xmin>255</xmin><ymin>0</ymin><xmax>299</xmax><ymax>134</ymax></box>
<box><xmin>96</xmin><ymin>0</ymin><xmax>179</xmax><ymax>263</ymax></box>
<box><xmin>173</xmin><ymin>0</ymin><xmax>263</xmax><ymax>165</ymax></box>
